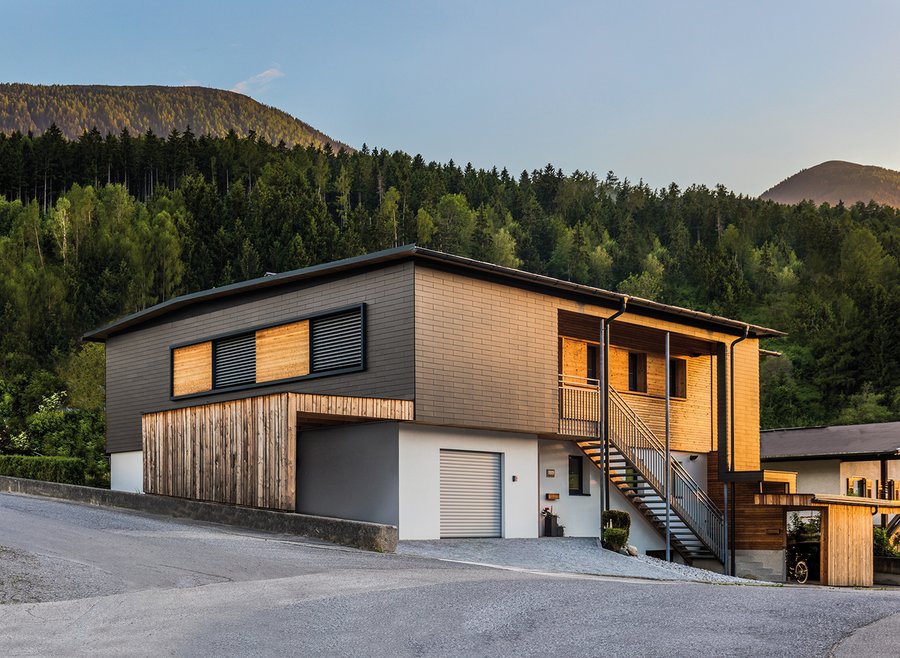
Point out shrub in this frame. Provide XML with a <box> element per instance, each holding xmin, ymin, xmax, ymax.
<box><xmin>0</xmin><ymin>455</ymin><xmax>86</xmax><ymax>485</ymax></box>
<box><xmin>874</xmin><ymin>527</ymin><xmax>900</xmax><ymax>558</ymax></box>
<box><xmin>603</xmin><ymin>527</ymin><xmax>629</xmax><ymax>552</ymax></box>
<box><xmin>602</xmin><ymin>509</ymin><xmax>631</xmax><ymax>531</ymax></box>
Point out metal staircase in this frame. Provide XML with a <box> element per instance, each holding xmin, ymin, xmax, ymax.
<box><xmin>561</xmin><ymin>379</ymin><xmax>726</xmax><ymax>564</ymax></box>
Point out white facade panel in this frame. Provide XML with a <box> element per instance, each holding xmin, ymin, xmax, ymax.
<box><xmin>110</xmin><ymin>450</ymin><xmax>144</xmax><ymax>493</ymax></box>
<box><xmin>399</xmin><ymin>425</ymin><xmax>538</xmax><ymax>540</ymax></box>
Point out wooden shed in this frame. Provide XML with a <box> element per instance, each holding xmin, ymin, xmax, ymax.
<box><xmin>755</xmin><ymin>493</ymin><xmax>900</xmax><ymax>587</ymax></box>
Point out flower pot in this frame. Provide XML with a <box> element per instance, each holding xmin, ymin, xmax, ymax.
<box><xmin>543</xmin><ymin>515</ymin><xmax>559</xmax><ymax>537</ymax></box>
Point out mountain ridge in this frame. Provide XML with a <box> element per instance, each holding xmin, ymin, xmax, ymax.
<box><xmin>0</xmin><ymin>83</ymin><xmax>350</xmax><ymax>151</ymax></box>
<box><xmin>761</xmin><ymin>160</ymin><xmax>900</xmax><ymax>207</ymax></box>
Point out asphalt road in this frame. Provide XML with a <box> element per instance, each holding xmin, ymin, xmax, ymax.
<box><xmin>1</xmin><ymin>492</ymin><xmax>898</xmax><ymax>657</ymax></box>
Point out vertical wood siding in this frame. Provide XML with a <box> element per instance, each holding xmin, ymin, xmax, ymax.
<box><xmin>142</xmin><ymin>393</ymin><xmax>296</xmax><ymax>510</ymax></box>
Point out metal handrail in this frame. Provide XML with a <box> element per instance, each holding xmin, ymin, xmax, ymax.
<box><xmin>558</xmin><ymin>377</ymin><xmax>726</xmax><ymax>563</ymax></box>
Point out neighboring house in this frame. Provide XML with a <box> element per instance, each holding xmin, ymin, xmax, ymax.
<box><xmin>731</xmin><ymin>422</ymin><xmax>900</xmax><ymax>586</ymax></box>
<box><xmin>87</xmin><ymin>246</ymin><xmax>791</xmax><ymax>575</ymax></box>
<box><xmin>762</xmin><ymin>423</ymin><xmax>900</xmax><ymax>531</ymax></box>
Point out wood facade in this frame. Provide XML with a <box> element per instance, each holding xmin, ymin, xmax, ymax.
<box><xmin>142</xmin><ymin>393</ymin><xmax>298</xmax><ymax>510</ymax></box>
<box><xmin>142</xmin><ymin>392</ymin><xmax>414</xmax><ymax>511</ymax></box>
<box><xmin>414</xmin><ymin>266</ymin><xmax>764</xmax><ymax>457</ymax></box>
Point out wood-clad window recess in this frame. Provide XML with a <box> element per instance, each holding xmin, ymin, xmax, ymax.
<box><xmin>172</xmin><ymin>342</ymin><xmax>212</xmax><ymax>397</ymax></box>
<box><xmin>256</xmin><ymin>320</ymin><xmax>310</xmax><ymax>383</ymax></box>
<box><xmin>669</xmin><ymin>358</ymin><xmax>687</xmax><ymax>398</ymax></box>
<box><xmin>627</xmin><ymin>352</ymin><xmax>647</xmax><ymax>393</ymax></box>
<box><xmin>569</xmin><ymin>455</ymin><xmax>588</xmax><ymax>495</ymax></box>
<box><xmin>847</xmin><ymin>477</ymin><xmax>872</xmax><ymax>498</ymax></box>
<box><xmin>560</xmin><ymin>337</ymin><xmax>600</xmax><ymax>386</ymax></box>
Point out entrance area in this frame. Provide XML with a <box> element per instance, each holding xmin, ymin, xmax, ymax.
<box><xmin>439</xmin><ymin>450</ymin><xmax>502</xmax><ymax>538</ymax></box>
<box><xmin>786</xmin><ymin>510</ymin><xmax>822</xmax><ymax>583</ymax></box>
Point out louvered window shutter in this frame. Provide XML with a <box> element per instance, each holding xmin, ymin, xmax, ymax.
<box><xmin>213</xmin><ymin>333</ymin><xmax>256</xmax><ymax>388</ymax></box>
<box><xmin>311</xmin><ymin>309</ymin><xmax>363</xmax><ymax>373</ymax></box>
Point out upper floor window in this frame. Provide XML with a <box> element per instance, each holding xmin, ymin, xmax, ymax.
<box><xmin>171</xmin><ymin>304</ymin><xmax>365</xmax><ymax>398</ymax></box>
<box><xmin>627</xmin><ymin>352</ymin><xmax>647</xmax><ymax>393</ymax></box>
<box><xmin>669</xmin><ymin>358</ymin><xmax>687</xmax><ymax>398</ymax></box>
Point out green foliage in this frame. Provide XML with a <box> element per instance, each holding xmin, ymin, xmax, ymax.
<box><xmin>602</xmin><ymin>510</ymin><xmax>631</xmax><ymax>550</ymax></box>
<box><xmin>602</xmin><ymin>509</ymin><xmax>632</xmax><ymax>531</ymax></box>
<box><xmin>874</xmin><ymin>527</ymin><xmax>900</xmax><ymax>558</ymax></box>
<box><xmin>603</xmin><ymin>527</ymin><xmax>629</xmax><ymax>551</ymax></box>
<box><xmin>0</xmin><ymin>124</ymin><xmax>895</xmax><ymax>473</ymax></box>
<box><xmin>0</xmin><ymin>454</ymin><xmax>85</xmax><ymax>485</ymax></box>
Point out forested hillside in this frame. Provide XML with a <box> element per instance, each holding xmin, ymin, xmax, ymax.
<box><xmin>762</xmin><ymin>160</ymin><xmax>900</xmax><ymax>207</ymax></box>
<box><xmin>0</xmin><ymin>84</ymin><xmax>348</xmax><ymax>151</ymax></box>
<box><xmin>0</xmin><ymin>128</ymin><xmax>897</xmax><ymax>485</ymax></box>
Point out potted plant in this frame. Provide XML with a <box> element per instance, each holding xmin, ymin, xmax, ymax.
<box><xmin>541</xmin><ymin>506</ymin><xmax>561</xmax><ymax>537</ymax></box>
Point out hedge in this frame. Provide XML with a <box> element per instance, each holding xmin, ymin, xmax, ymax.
<box><xmin>0</xmin><ymin>455</ymin><xmax>86</xmax><ymax>485</ymax></box>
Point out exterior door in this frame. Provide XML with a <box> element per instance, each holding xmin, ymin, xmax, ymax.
<box><xmin>440</xmin><ymin>450</ymin><xmax>502</xmax><ymax>538</ymax></box>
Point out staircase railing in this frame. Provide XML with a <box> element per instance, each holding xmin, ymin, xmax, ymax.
<box><xmin>608</xmin><ymin>387</ymin><xmax>726</xmax><ymax>563</ymax></box>
<box><xmin>558</xmin><ymin>376</ymin><xmax>726</xmax><ymax>564</ymax></box>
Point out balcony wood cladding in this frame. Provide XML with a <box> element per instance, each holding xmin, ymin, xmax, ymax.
<box><xmin>255</xmin><ymin>320</ymin><xmax>310</xmax><ymax>383</ymax></box>
<box><xmin>172</xmin><ymin>341</ymin><xmax>212</xmax><ymax>397</ymax></box>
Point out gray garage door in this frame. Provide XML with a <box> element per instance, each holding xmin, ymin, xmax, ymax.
<box><xmin>439</xmin><ymin>450</ymin><xmax>502</xmax><ymax>538</ymax></box>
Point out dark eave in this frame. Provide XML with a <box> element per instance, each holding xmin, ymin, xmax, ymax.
<box><xmin>84</xmin><ymin>245</ymin><xmax>785</xmax><ymax>342</ymax></box>
<box><xmin>760</xmin><ymin>421</ymin><xmax>900</xmax><ymax>461</ymax></box>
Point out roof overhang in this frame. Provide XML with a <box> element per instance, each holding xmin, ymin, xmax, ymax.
<box><xmin>84</xmin><ymin>245</ymin><xmax>786</xmax><ymax>342</ymax></box>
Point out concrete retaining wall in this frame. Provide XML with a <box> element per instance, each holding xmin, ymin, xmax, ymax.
<box><xmin>875</xmin><ymin>556</ymin><xmax>900</xmax><ymax>586</ymax></box>
<box><xmin>0</xmin><ymin>476</ymin><xmax>397</xmax><ymax>553</ymax></box>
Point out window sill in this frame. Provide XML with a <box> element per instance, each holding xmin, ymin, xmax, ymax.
<box><xmin>568</xmin><ymin>492</ymin><xmax>591</xmax><ymax>497</ymax></box>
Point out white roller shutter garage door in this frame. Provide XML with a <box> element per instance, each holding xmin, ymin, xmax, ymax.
<box><xmin>439</xmin><ymin>450</ymin><xmax>502</xmax><ymax>538</ymax></box>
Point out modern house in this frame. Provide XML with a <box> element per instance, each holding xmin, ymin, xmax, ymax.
<box><xmin>87</xmin><ymin>245</ymin><xmax>801</xmax><ymax>576</ymax></box>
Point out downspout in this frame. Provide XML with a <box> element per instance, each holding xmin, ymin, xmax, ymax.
<box><xmin>602</xmin><ymin>297</ymin><xmax>628</xmax><ymax>515</ymax></box>
<box><xmin>728</xmin><ymin>324</ymin><xmax>750</xmax><ymax>576</ymax></box>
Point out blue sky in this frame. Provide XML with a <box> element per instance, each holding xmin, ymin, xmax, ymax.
<box><xmin>3</xmin><ymin>1</ymin><xmax>899</xmax><ymax>194</ymax></box>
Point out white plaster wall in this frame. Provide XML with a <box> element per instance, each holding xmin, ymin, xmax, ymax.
<box><xmin>765</xmin><ymin>459</ymin><xmax>842</xmax><ymax>494</ymax></box>
<box><xmin>537</xmin><ymin>439</ymin><xmax>665</xmax><ymax>553</ymax></box>
<box><xmin>110</xmin><ymin>450</ymin><xmax>143</xmax><ymax>493</ymax></box>
<box><xmin>398</xmin><ymin>425</ymin><xmax>538</xmax><ymax>540</ymax></box>
<box><xmin>538</xmin><ymin>439</ymin><xmax>600</xmax><ymax>537</ymax></box>
<box><xmin>673</xmin><ymin>450</ymin><xmax>707</xmax><ymax>491</ymax></box>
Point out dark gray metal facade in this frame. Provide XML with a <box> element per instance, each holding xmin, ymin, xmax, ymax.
<box><xmin>105</xmin><ymin>261</ymin><xmax>415</xmax><ymax>454</ymax></box>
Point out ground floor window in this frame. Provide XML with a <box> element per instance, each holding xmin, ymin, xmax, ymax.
<box><xmin>569</xmin><ymin>455</ymin><xmax>587</xmax><ymax>495</ymax></box>
<box><xmin>786</xmin><ymin>509</ymin><xmax>822</xmax><ymax>583</ymax></box>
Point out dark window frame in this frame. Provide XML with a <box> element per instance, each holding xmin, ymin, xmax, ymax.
<box><xmin>669</xmin><ymin>358</ymin><xmax>687</xmax><ymax>399</ymax></box>
<box><xmin>627</xmin><ymin>352</ymin><xmax>647</xmax><ymax>393</ymax></box>
<box><xmin>569</xmin><ymin>455</ymin><xmax>589</xmax><ymax>496</ymax></box>
<box><xmin>169</xmin><ymin>303</ymin><xmax>366</xmax><ymax>400</ymax></box>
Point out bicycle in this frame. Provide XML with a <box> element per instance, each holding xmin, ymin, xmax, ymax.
<box><xmin>787</xmin><ymin>558</ymin><xmax>809</xmax><ymax>584</ymax></box>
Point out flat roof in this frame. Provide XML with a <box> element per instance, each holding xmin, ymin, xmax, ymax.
<box><xmin>761</xmin><ymin>422</ymin><xmax>900</xmax><ymax>460</ymax></box>
<box><xmin>84</xmin><ymin>245</ymin><xmax>785</xmax><ymax>342</ymax></box>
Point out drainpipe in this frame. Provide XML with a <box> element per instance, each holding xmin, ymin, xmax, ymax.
<box><xmin>602</xmin><ymin>297</ymin><xmax>628</xmax><ymax>516</ymax></box>
<box><xmin>881</xmin><ymin>459</ymin><xmax>889</xmax><ymax>529</ymax></box>
<box><xmin>728</xmin><ymin>324</ymin><xmax>750</xmax><ymax>576</ymax></box>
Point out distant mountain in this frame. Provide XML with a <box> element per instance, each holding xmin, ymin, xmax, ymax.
<box><xmin>0</xmin><ymin>83</ymin><xmax>350</xmax><ymax>150</ymax></box>
<box><xmin>761</xmin><ymin>160</ymin><xmax>900</xmax><ymax>208</ymax></box>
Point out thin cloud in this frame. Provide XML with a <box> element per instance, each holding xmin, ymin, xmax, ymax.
<box><xmin>231</xmin><ymin>68</ymin><xmax>285</xmax><ymax>95</ymax></box>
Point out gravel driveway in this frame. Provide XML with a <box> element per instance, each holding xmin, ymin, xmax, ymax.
<box><xmin>399</xmin><ymin>537</ymin><xmax>758</xmax><ymax>584</ymax></box>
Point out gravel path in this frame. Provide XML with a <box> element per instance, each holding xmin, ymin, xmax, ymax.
<box><xmin>398</xmin><ymin>537</ymin><xmax>763</xmax><ymax>584</ymax></box>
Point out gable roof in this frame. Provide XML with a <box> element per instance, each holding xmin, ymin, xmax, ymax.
<box><xmin>83</xmin><ymin>245</ymin><xmax>785</xmax><ymax>342</ymax></box>
<box><xmin>760</xmin><ymin>422</ymin><xmax>900</xmax><ymax>460</ymax></box>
